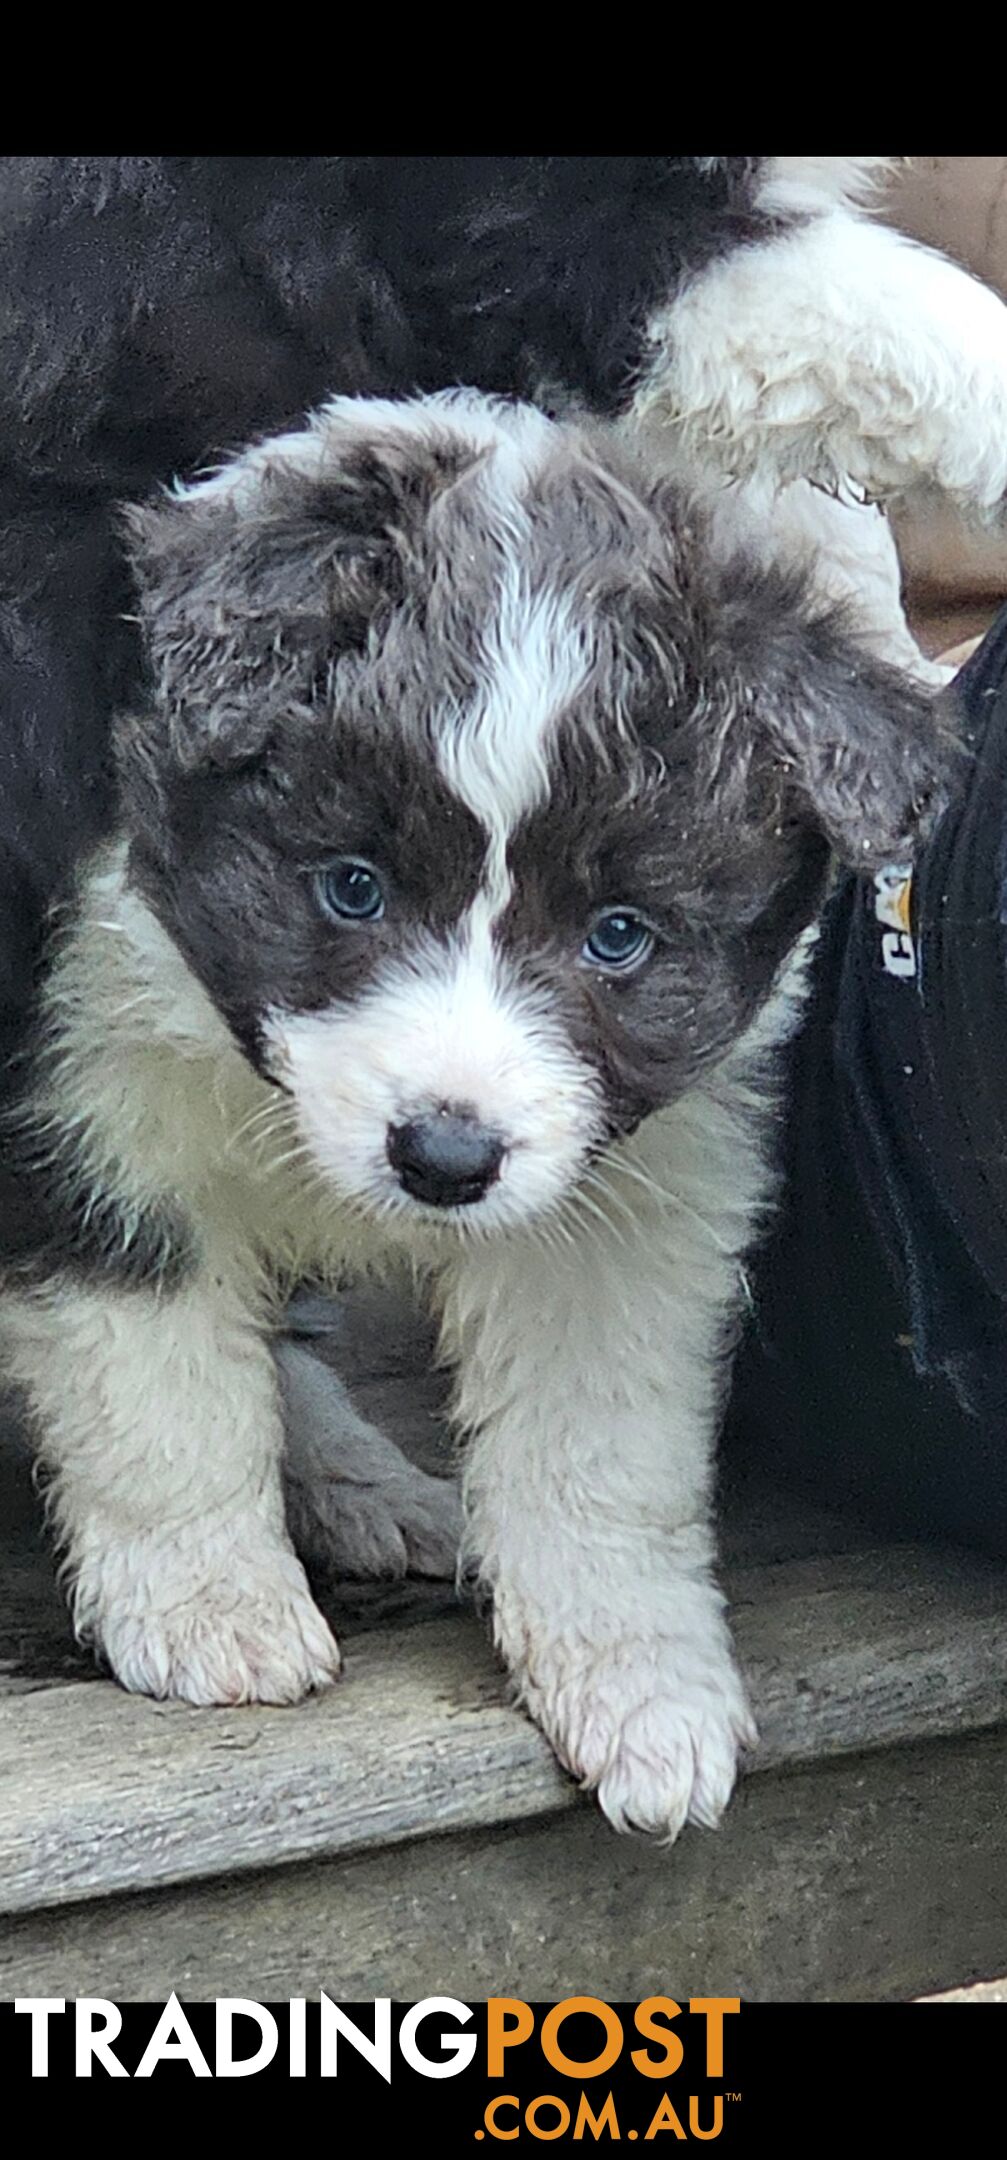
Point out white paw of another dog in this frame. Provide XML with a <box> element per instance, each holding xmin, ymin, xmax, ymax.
<box><xmin>75</xmin><ymin>1535</ymin><xmax>342</xmax><ymax>1707</ymax></box>
<box><xmin>515</xmin><ymin>1628</ymin><xmax>757</xmax><ymax>1841</ymax></box>
<box><xmin>277</xmin><ymin>1337</ymin><xmax>462</xmax><ymax>1582</ymax></box>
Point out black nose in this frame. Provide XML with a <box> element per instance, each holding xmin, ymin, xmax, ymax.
<box><xmin>387</xmin><ymin>1112</ymin><xmax>505</xmax><ymax>1208</ymax></box>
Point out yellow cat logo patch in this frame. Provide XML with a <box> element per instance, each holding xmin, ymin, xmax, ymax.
<box><xmin>874</xmin><ymin>865</ymin><xmax>916</xmax><ymax>980</ymax></box>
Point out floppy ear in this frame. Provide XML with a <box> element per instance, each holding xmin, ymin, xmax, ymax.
<box><xmin>121</xmin><ymin>416</ymin><xmax>463</xmax><ymax>772</ymax></box>
<box><xmin>757</xmin><ymin>600</ymin><xmax>960</xmax><ymax>868</ymax></box>
<box><xmin>699</xmin><ymin>553</ymin><xmax>963</xmax><ymax>870</ymax></box>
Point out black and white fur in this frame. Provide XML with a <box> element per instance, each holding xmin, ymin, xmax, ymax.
<box><xmin>2</xmin><ymin>153</ymin><xmax>1006</xmax><ymax>1045</ymax></box>
<box><xmin>0</xmin><ymin>392</ymin><xmax>953</xmax><ymax>1836</ymax></box>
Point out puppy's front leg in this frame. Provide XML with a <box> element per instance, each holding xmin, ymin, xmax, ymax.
<box><xmin>3</xmin><ymin>1265</ymin><xmax>340</xmax><ymax>1704</ymax></box>
<box><xmin>441</xmin><ymin>1107</ymin><xmax>757</xmax><ymax>1840</ymax></box>
<box><xmin>277</xmin><ymin>1330</ymin><xmax>462</xmax><ymax>1581</ymax></box>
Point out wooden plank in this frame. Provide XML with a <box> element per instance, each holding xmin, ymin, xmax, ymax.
<box><xmin>2</xmin><ymin>1541</ymin><xmax>1006</xmax><ymax>1917</ymax></box>
<box><xmin>1</xmin><ymin>1728</ymin><xmax>1004</xmax><ymax>2001</ymax></box>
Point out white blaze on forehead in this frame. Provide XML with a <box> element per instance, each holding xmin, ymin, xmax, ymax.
<box><xmin>333</xmin><ymin>395</ymin><xmax>594</xmax><ymax>913</ymax></box>
<box><xmin>436</xmin><ymin>572</ymin><xmax>592</xmax><ymax>912</ymax></box>
<box><xmin>433</xmin><ymin>444</ymin><xmax>594</xmax><ymax>917</ymax></box>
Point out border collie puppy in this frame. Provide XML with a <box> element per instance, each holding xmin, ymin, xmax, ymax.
<box><xmin>2</xmin><ymin>154</ymin><xmax>1004</xmax><ymax>1041</ymax></box>
<box><xmin>0</xmin><ymin>392</ymin><xmax>952</xmax><ymax>1836</ymax></box>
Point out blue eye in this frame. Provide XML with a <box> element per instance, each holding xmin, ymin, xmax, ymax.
<box><xmin>316</xmin><ymin>860</ymin><xmax>385</xmax><ymax>923</ymax></box>
<box><xmin>583</xmin><ymin>909</ymin><xmax>654</xmax><ymax>971</ymax></box>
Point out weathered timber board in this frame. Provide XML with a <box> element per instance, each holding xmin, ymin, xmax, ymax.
<box><xmin>1</xmin><ymin>1541</ymin><xmax>1004</xmax><ymax>1918</ymax></box>
<box><xmin>1</xmin><ymin>1729</ymin><xmax>1004</xmax><ymax>2002</ymax></box>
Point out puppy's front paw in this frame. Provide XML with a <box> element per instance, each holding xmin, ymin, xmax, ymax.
<box><xmin>278</xmin><ymin>1338</ymin><xmax>462</xmax><ymax>1582</ymax></box>
<box><xmin>76</xmin><ymin>1536</ymin><xmax>342</xmax><ymax>1706</ymax></box>
<box><xmin>520</xmin><ymin>1632</ymin><xmax>755</xmax><ymax>1841</ymax></box>
<box><xmin>288</xmin><ymin>1457</ymin><xmax>462</xmax><ymax>1583</ymax></box>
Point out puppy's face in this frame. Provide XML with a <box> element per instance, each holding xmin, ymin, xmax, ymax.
<box><xmin>122</xmin><ymin>393</ymin><xmax>951</xmax><ymax>1238</ymax></box>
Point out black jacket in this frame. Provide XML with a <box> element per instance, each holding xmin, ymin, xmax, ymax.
<box><xmin>728</xmin><ymin>607</ymin><xmax>1007</xmax><ymax>1556</ymax></box>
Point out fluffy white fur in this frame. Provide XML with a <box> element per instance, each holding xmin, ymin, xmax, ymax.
<box><xmin>444</xmin><ymin>1002</ymin><xmax>798</xmax><ymax>1835</ymax></box>
<box><xmin>632</xmin><ymin>153</ymin><xmax>1007</xmax><ymax>679</ymax></box>
<box><xmin>641</xmin><ymin>158</ymin><xmax>1007</xmax><ymax>509</ymax></box>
